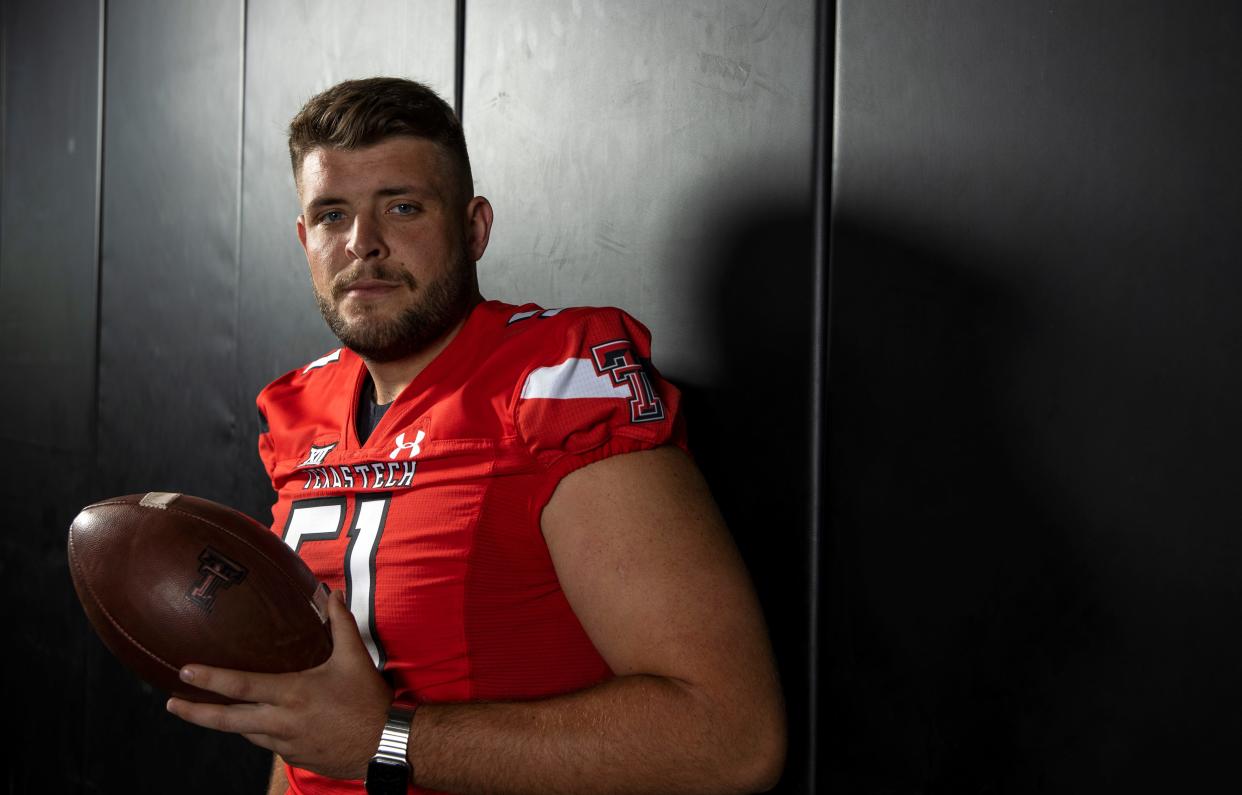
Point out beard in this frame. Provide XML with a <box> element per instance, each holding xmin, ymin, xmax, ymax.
<box><xmin>314</xmin><ymin>251</ymin><xmax>476</xmax><ymax>363</ymax></box>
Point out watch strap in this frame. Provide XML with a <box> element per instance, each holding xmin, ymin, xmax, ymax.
<box><xmin>365</xmin><ymin>703</ymin><xmax>418</xmax><ymax>794</ymax></box>
<box><xmin>375</xmin><ymin>706</ymin><xmax>416</xmax><ymax>765</ymax></box>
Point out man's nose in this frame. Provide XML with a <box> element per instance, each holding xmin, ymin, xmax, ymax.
<box><xmin>345</xmin><ymin>214</ymin><xmax>389</xmax><ymax>261</ymax></box>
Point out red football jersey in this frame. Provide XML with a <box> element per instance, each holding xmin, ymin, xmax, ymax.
<box><xmin>256</xmin><ymin>300</ymin><xmax>686</xmax><ymax>794</ymax></box>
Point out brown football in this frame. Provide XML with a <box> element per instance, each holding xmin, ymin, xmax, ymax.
<box><xmin>67</xmin><ymin>492</ymin><xmax>333</xmax><ymax>704</ymax></box>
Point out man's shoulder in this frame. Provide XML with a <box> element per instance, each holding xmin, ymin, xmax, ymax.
<box><xmin>477</xmin><ymin>300</ymin><xmax>665</xmax><ymax>409</ymax></box>
<box><xmin>470</xmin><ymin>298</ymin><xmax>656</xmax><ymax>369</ymax></box>
<box><xmin>257</xmin><ymin>346</ymin><xmax>357</xmax><ymax>410</ymax></box>
<box><xmin>486</xmin><ymin>302</ymin><xmax>653</xmax><ymax>358</ymax></box>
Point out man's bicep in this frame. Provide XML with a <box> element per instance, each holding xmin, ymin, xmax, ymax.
<box><xmin>540</xmin><ymin>446</ymin><xmax>777</xmax><ymax>689</ymax></box>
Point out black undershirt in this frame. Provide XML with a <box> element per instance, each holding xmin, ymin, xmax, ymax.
<box><xmin>355</xmin><ymin>372</ymin><xmax>392</xmax><ymax>444</ymax></box>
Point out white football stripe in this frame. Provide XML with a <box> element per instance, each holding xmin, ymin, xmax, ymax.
<box><xmin>521</xmin><ymin>358</ymin><xmax>631</xmax><ymax>400</ymax></box>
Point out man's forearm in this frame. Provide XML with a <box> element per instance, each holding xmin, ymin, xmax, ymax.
<box><xmin>405</xmin><ymin>673</ymin><xmax>785</xmax><ymax>795</ymax></box>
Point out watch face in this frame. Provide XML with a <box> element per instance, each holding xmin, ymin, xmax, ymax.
<box><xmin>365</xmin><ymin>759</ymin><xmax>410</xmax><ymax>794</ymax></box>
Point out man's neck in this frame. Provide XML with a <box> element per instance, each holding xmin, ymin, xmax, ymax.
<box><xmin>361</xmin><ymin>296</ymin><xmax>482</xmax><ymax>405</ymax></box>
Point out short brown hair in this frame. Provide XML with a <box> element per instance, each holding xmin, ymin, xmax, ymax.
<box><xmin>288</xmin><ymin>77</ymin><xmax>473</xmax><ymax>201</ymax></box>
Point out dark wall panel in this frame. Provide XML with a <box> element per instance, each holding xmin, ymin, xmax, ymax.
<box><xmin>233</xmin><ymin>0</ymin><xmax>456</xmax><ymax>523</ymax></box>
<box><xmin>828</xmin><ymin>1</ymin><xmax>1242</xmax><ymax>791</ymax></box>
<box><xmin>0</xmin><ymin>0</ymin><xmax>99</xmax><ymax>451</ymax></box>
<box><xmin>92</xmin><ymin>1</ymin><xmax>258</xmax><ymax>792</ymax></box>
<box><xmin>0</xmin><ymin>2</ymin><xmax>101</xmax><ymax>792</ymax></box>
<box><xmin>97</xmin><ymin>0</ymin><xmax>243</xmax><ymax>500</ymax></box>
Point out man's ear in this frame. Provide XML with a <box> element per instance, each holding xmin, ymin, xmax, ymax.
<box><xmin>465</xmin><ymin>196</ymin><xmax>494</xmax><ymax>263</ymax></box>
<box><xmin>296</xmin><ymin>215</ymin><xmax>308</xmax><ymax>253</ymax></box>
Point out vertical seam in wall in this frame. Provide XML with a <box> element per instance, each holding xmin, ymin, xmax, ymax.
<box><xmin>809</xmin><ymin>0</ymin><xmax>837</xmax><ymax>791</ymax></box>
<box><xmin>0</xmin><ymin>7</ymin><xmax>7</xmax><ymax>298</ymax></box>
<box><xmin>87</xmin><ymin>0</ymin><xmax>108</xmax><ymax>785</ymax></box>
<box><xmin>92</xmin><ymin>0</ymin><xmax>108</xmax><ymax>482</ymax></box>
<box><xmin>455</xmin><ymin>0</ymin><xmax>467</xmax><ymax>121</ymax></box>
<box><xmin>233</xmin><ymin>0</ymin><xmax>248</xmax><ymax>501</ymax></box>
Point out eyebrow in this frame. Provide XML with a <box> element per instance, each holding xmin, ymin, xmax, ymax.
<box><xmin>306</xmin><ymin>196</ymin><xmax>348</xmax><ymax>211</ymax></box>
<box><xmin>376</xmin><ymin>185</ymin><xmax>427</xmax><ymax>198</ymax></box>
<box><xmin>306</xmin><ymin>185</ymin><xmax>436</xmax><ymax>211</ymax></box>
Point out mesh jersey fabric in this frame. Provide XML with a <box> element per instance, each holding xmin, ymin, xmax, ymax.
<box><xmin>255</xmin><ymin>300</ymin><xmax>687</xmax><ymax>794</ymax></box>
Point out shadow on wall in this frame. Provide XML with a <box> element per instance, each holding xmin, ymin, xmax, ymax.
<box><xmin>667</xmin><ymin>172</ymin><xmax>815</xmax><ymax>793</ymax></box>
<box><xmin>822</xmin><ymin>214</ymin><xmax>1104</xmax><ymax>793</ymax></box>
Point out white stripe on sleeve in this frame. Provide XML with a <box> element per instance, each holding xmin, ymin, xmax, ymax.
<box><xmin>520</xmin><ymin>358</ymin><xmax>631</xmax><ymax>400</ymax></box>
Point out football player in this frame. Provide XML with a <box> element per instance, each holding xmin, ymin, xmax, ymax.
<box><xmin>166</xmin><ymin>77</ymin><xmax>785</xmax><ymax>795</ymax></box>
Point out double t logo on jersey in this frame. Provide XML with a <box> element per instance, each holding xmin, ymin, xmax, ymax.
<box><xmin>590</xmin><ymin>340</ymin><xmax>666</xmax><ymax>423</ymax></box>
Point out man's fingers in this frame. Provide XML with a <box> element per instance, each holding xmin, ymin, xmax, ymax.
<box><xmin>166</xmin><ymin>698</ymin><xmax>279</xmax><ymax>737</ymax></box>
<box><xmin>241</xmin><ymin>733</ymin><xmax>280</xmax><ymax>753</ymax></box>
<box><xmin>178</xmin><ymin>664</ymin><xmax>287</xmax><ymax>704</ymax></box>
<box><xmin>325</xmin><ymin>589</ymin><xmax>370</xmax><ymax>659</ymax></box>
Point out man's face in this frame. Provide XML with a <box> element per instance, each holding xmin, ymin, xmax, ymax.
<box><xmin>295</xmin><ymin>136</ymin><xmax>484</xmax><ymax>362</ymax></box>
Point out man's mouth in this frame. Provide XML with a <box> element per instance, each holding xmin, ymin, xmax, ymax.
<box><xmin>339</xmin><ymin>278</ymin><xmax>403</xmax><ymax>300</ymax></box>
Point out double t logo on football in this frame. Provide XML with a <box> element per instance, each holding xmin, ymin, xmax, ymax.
<box><xmin>187</xmin><ymin>547</ymin><xmax>248</xmax><ymax>613</ymax></box>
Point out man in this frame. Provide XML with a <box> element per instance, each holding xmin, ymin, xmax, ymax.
<box><xmin>166</xmin><ymin>77</ymin><xmax>785</xmax><ymax>795</ymax></box>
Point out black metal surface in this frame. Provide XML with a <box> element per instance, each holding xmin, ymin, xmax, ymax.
<box><xmin>96</xmin><ymin>0</ymin><xmax>244</xmax><ymax>500</ymax></box>
<box><xmin>809</xmin><ymin>0</ymin><xmax>835</xmax><ymax>790</ymax></box>
<box><xmin>0</xmin><ymin>0</ymin><xmax>100</xmax><ymax>452</ymax></box>
<box><xmin>0</xmin><ymin>4</ymin><xmax>103</xmax><ymax>792</ymax></box>
<box><xmin>90</xmin><ymin>1</ymin><xmax>262</xmax><ymax>792</ymax></box>
<box><xmin>828</xmin><ymin>1</ymin><xmax>1242</xmax><ymax>791</ymax></box>
<box><xmin>455</xmin><ymin>0</ymin><xmax>467</xmax><ymax>120</ymax></box>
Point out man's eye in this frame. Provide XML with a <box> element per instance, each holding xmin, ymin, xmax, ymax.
<box><xmin>319</xmin><ymin>210</ymin><xmax>345</xmax><ymax>224</ymax></box>
<box><xmin>390</xmin><ymin>203</ymin><xmax>419</xmax><ymax>215</ymax></box>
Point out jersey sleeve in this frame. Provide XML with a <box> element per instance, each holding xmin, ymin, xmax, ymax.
<box><xmin>513</xmin><ymin>307</ymin><xmax>687</xmax><ymax>512</ymax></box>
<box><xmin>255</xmin><ymin>396</ymin><xmax>278</xmax><ymax>490</ymax></box>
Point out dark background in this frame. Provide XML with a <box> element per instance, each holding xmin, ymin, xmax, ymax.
<box><xmin>3</xmin><ymin>0</ymin><xmax>1241</xmax><ymax>793</ymax></box>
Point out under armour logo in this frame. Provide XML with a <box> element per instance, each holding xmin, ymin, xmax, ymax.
<box><xmin>187</xmin><ymin>547</ymin><xmax>248</xmax><ymax>613</ymax></box>
<box><xmin>389</xmin><ymin>430</ymin><xmax>426</xmax><ymax>460</ymax></box>
<box><xmin>590</xmin><ymin>340</ymin><xmax>666</xmax><ymax>423</ymax></box>
<box><xmin>298</xmin><ymin>442</ymin><xmax>337</xmax><ymax>468</ymax></box>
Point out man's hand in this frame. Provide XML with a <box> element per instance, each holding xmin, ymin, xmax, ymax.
<box><xmin>165</xmin><ymin>590</ymin><xmax>393</xmax><ymax>781</ymax></box>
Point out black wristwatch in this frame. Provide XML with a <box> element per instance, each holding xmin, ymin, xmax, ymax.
<box><xmin>365</xmin><ymin>704</ymin><xmax>418</xmax><ymax>794</ymax></box>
